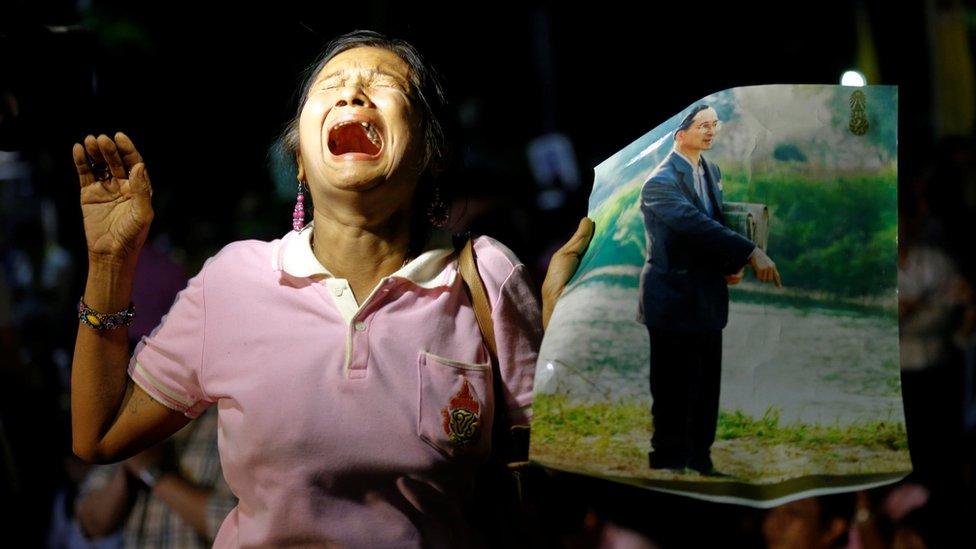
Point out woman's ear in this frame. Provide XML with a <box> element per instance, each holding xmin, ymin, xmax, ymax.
<box><xmin>296</xmin><ymin>152</ymin><xmax>305</xmax><ymax>182</ymax></box>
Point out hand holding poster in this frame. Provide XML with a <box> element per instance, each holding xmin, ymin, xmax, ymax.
<box><xmin>531</xmin><ymin>84</ymin><xmax>905</xmax><ymax>507</ymax></box>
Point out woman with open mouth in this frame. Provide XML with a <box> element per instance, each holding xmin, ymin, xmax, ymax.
<box><xmin>70</xmin><ymin>29</ymin><xmax>593</xmax><ymax>548</ymax></box>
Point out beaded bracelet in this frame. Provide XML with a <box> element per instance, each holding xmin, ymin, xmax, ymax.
<box><xmin>77</xmin><ymin>296</ymin><xmax>136</xmax><ymax>330</ymax></box>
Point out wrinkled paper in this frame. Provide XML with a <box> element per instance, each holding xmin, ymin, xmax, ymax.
<box><xmin>531</xmin><ymin>84</ymin><xmax>905</xmax><ymax>507</ymax></box>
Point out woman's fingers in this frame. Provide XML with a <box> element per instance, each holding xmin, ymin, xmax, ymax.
<box><xmin>81</xmin><ymin>132</ymin><xmax>143</xmax><ymax>182</ymax></box>
<box><xmin>82</xmin><ymin>134</ymin><xmax>113</xmax><ymax>183</ymax></box>
<box><xmin>72</xmin><ymin>142</ymin><xmax>95</xmax><ymax>187</ymax></box>
<box><xmin>83</xmin><ymin>134</ymin><xmax>101</xmax><ymax>158</ymax></box>
<box><xmin>554</xmin><ymin>217</ymin><xmax>595</xmax><ymax>264</ymax></box>
<box><xmin>96</xmin><ymin>134</ymin><xmax>127</xmax><ymax>179</ymax></box>
<box><xmin>541</xmin><ymin>217</ymin><xmax>595</xmax><ymax>331</ymax></box>
<box><xmin>114</xmin><ymin>131</ymin><xmax>144</xmax><ymax>173</ymax></box>
<box><xmin>128</xmin><ymin>162</ymin><xmax>154</xmax><ymax>218</ymax></box>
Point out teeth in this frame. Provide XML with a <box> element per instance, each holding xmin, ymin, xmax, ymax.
<box><xmin>333</xmin><ymin>120</ymin><xmax>381</xmax><ymax>147</ymax></box>
<box><xmin>360</xmin><ymin>122</ymin><xmax>381</xmax><ymax>146</ymax></box>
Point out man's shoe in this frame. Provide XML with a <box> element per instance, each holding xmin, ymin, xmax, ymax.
<box><xmin>693</xmin><ymin>466</ymin><xmax>733</xmax><ymax>478</ymax></box>
<box><xmin>648</xmin><ymin>452</ymin><xmax>688</xmax><ymax>472</ymax></box>
<box><xmin>688</xmin><ymin>454</ymin><xmax>714</xmax><ymax>473</ymax></box>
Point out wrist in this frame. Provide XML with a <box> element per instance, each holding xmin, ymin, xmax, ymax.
<box><xmin>85</xmin><ymin>257</ymin><xmax>137</xmax><ymax>312</ymax></box>
<box><xmin>134</xmin><ymin>464</ymin><xmax>173</xmax><ymax>489</ymax></box>
<box><xmin>88</xmin><ymin>249</ymin><xmax>139</xmax><ymax>270</ymax></box>
<box><xmin>746</xmin><ymin>247</ymin><xmax>761</xmax><ymax>267</ymax></box>
<box><xmin>78</xmin><ymin>296</ymin><xmax>136</xmax><ymax>331</ymax></box>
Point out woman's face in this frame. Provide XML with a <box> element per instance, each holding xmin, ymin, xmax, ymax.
<box><xmin>297</xmin><ymin>46</ymin><xmax>425</xmax><ymax>212</ymax></box>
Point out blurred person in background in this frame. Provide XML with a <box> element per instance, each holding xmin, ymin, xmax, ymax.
<box><xmin>74</xmin><ymin>406</ymin><xmax>237</xmax><ymax>547</ymax></box>
<box><xmin>898</xmin><ymin>191</ymin><xmax>975</xmax><ymax>493</ymax></box>
<box><xmin>762</xmin><ymin>493</ymin><xmax>854</xmax><ymax>549</ymax></box>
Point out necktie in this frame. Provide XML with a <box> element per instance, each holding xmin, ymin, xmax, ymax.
<box><xmin>696</xmin><ymin>166</ymin><xmax>712</xmax><ymax>217</ymax></box>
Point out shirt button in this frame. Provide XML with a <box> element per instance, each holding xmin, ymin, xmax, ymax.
<box><xmin>333</xmin><ymin>287</ymin><xmax>343</xmax><ymax>296</ymax></box>
<box><xmin>354</xmin><ymin>321</ymin><xmax>366</xmax><ymax>331</ymax></box>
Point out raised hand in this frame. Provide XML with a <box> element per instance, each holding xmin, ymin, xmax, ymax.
<box><xmin>72</xmin><ymin>132</ymin><xmax>154</xmax><ymax>265</ymax></box>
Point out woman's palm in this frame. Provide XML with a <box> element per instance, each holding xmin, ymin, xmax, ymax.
<box><xmin>73</xmin><ymin>133</ymin><xmax>154</xmax><ymax>260</ymax></box>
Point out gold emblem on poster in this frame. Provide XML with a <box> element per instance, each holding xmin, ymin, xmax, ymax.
<box><xmin>849</xmin><ymin>90</ymin><xmax>869</xmax><ymax>136</ymax></box>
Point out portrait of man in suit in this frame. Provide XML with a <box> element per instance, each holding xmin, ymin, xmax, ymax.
<box><xmin>637</xmin><ymin>104</ymin><xmax>782</xmax><ymax>476</ymax></box>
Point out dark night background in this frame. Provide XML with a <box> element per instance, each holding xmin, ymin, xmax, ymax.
<box><xmin>2</xmin><ymin>0</ymin><xmax>972</xmax><ymax>547</ymax></box>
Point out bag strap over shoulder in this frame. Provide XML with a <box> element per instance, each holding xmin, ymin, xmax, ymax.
<box><xmin>453</xmin><ymin>233</ymin><xmax>530</xmax><ymax>460</ymax></box>
<box><xmin>457</xmin><ymin>236</ymin><xmax>498</xmax><ymax>359</ymax></box>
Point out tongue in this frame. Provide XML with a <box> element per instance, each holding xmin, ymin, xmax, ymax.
<box><xmin>329</xmin><ymin>124</ymin><xmax>380</xmax><ymax>156</ymax></box>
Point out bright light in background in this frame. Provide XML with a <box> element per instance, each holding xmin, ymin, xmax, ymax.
<box><xmin>841</xmin><ymin>70</ymin><xmax>867</xmax><ymax>87</ymax></box>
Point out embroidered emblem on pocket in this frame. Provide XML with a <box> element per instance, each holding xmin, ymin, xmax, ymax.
<box><xmin>441</xmin><ymin>378</ymin><xmax>481</xmax><ymax>447</ymax></box>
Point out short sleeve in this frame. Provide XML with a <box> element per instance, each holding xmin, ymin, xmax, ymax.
<box><xmin>491</xmin><ymin>263</ymin><xmax>543</xmax><ymax>427</ymax></box>
<box><xmin>127</xmin><ymin>257</ymin><xmax>214</xmax><ymax>419</ymax></box>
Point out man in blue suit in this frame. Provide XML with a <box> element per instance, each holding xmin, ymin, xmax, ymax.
<box><xmin>638</xmin><ymin>104</ymin><xmax>781</xmax><ymax>476</ymax></box>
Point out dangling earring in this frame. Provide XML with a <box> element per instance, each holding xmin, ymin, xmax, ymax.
<box><xmin>427</xmin><ymin>184</ymin><xmax>450</xmax><ymax>228</ymax></box>
<box><xmin>292</xmin><ymin>179</ymin><xmax>307</xmax><ymax>232</ymax></box>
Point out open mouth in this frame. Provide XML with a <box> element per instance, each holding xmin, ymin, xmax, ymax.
<box><xmin>327</xmin><ymin>120</ymin><xmax>382</xmax><ymax>158</ymax></box>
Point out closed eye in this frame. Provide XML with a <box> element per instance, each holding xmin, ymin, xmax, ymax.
<box><xmin>372</xmin><ymin>78</ymin><xmax>401</xmax><ymax>89</ymax></box>
<box><xmin>319</xmin><ymin>81</ymin><xmax>398</xmax><ymax>91</ymax></box>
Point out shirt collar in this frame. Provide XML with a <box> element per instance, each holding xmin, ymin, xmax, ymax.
<box><xmin>271</xmin><ymin>220</ymin><xmax>458</xmax><ymax>289</ymax></box>
<box><xmin>672</xmin><ymin>148</ymin><xmax>703</xmax><ymax>173</ymax></box>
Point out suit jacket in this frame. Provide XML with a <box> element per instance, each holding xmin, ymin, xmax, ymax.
<box><xmin>637</xmin><ymin>150</ymin><xmax>756</xmax><ymax>331</ymax></box>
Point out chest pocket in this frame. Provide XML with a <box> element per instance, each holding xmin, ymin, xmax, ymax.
<box><xmin>417</xmin><ymin>350</ymin><xmax>493</xmax><ymax>462</ymax></box>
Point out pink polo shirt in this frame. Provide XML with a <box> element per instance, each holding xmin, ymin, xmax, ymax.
<box><xmin>126</xmin><ymin>220</ymin><xmax>542</xmax><ymax>547</ymax></box>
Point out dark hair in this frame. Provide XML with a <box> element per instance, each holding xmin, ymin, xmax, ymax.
<box><xmin>674</xmin><ymin>103</ymin><xmax>713</xmax><ymax>140</ymax></box>
<box><xmin>271</xmin><ymin>30</ymin><xmax>455</xmax><ymax>230</ymax></box>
